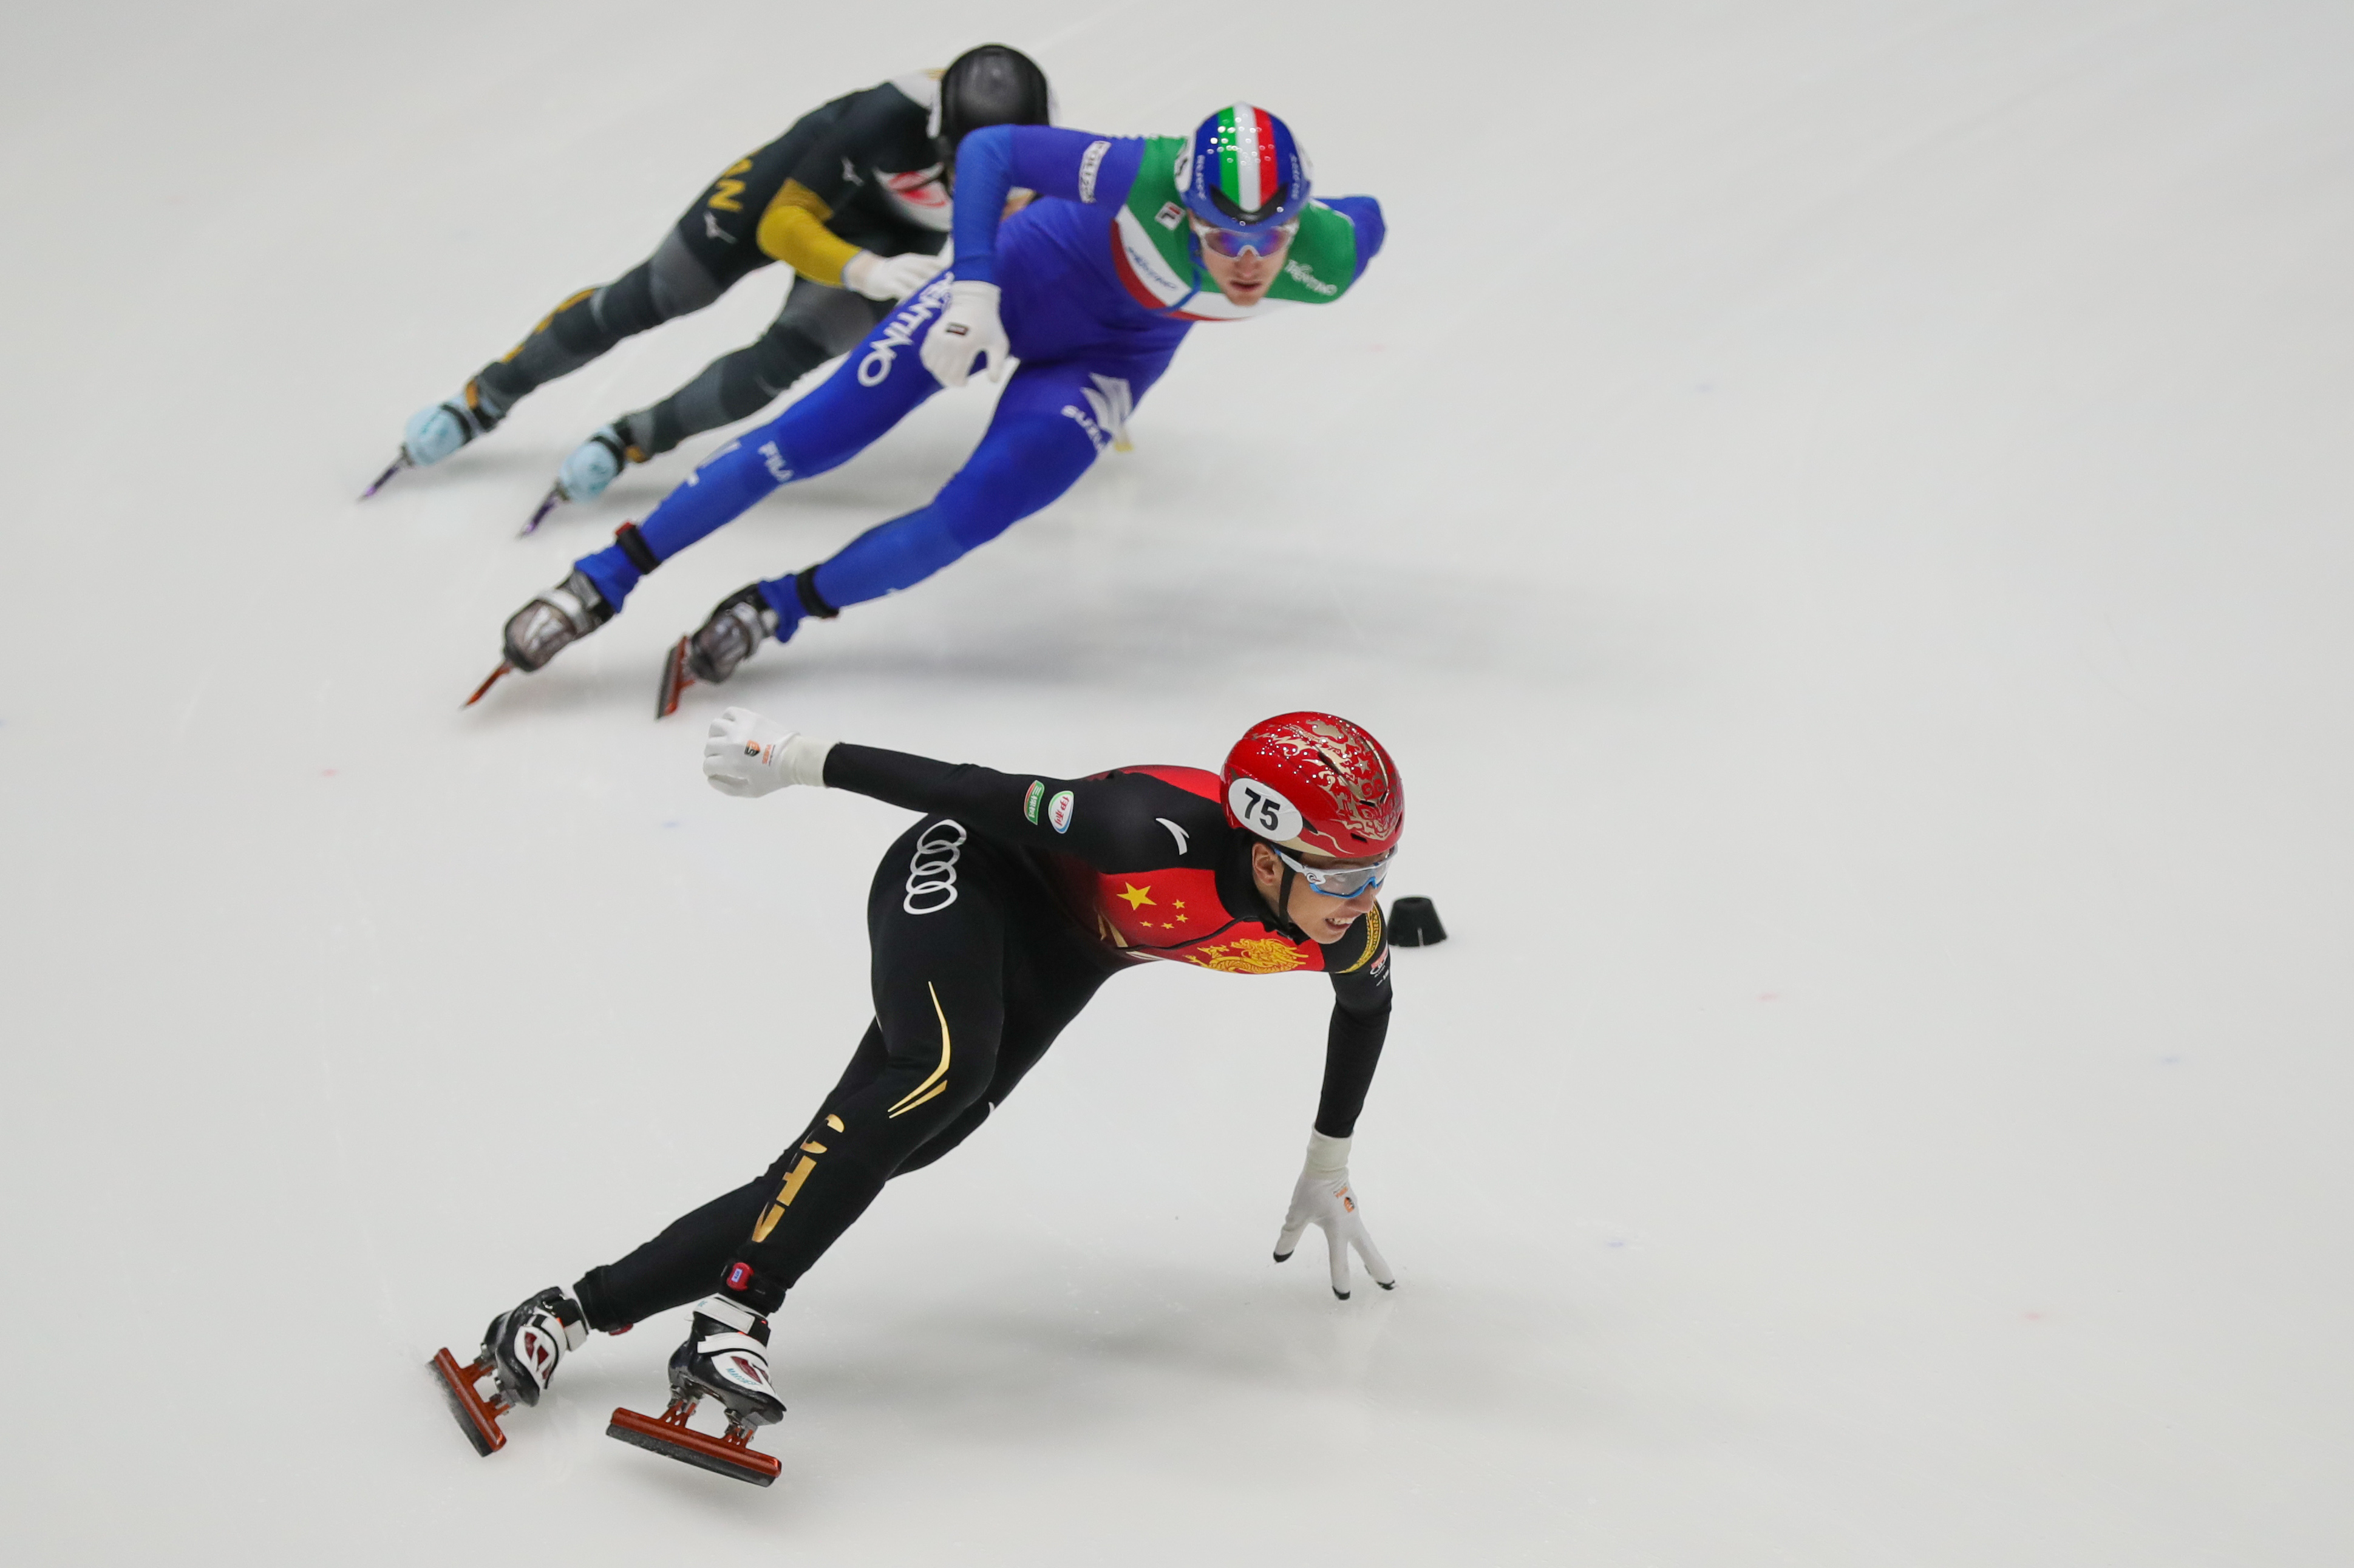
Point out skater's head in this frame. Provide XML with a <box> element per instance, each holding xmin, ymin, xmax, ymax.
<box><xmin>1249</xmin><ymin>840</ymin><xmax>1390</xmax><ymax>944</ymax></box>
<box><xmin>1179</xmin><ymin>104</ymin><xmax>1311</xmax><ymax>304</ymax></box>
<box><xmin>1225</xmin><ymin>711</ymin><xmax>1403</xmax><ymax>942</ymax></box>
<box><xmin>1195</xmin><ymin>223</ymin><xmax>1296</xmax><ymax>306</ymax></box>
<box><xmin>936</xmin><ymin>45</ymin><xmax>1054</xmax><ymax>172</ymax></box>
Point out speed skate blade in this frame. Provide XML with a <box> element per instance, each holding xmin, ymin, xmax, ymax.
<box><xmin>655</xmin><ymin>637</ymin><xmax>695</xmax><ymax>719</ymax></box>
<box><xmin>429</xmin><ymin>1349</ymin><xmax>508</xmax><ymax>1456</ymax></box>
<box><xmin>463</xmin><ymin>661</ymin><xmax>514</xmax><ymax>707</ymax></box>
<box><xmin>360</xmin><ymin>454</ymin><xmax>409</xmax><ymax>500</ymax></box>
<box><xmin>520</xmin><ymin>487</ymin><xmax>562</xmax><ymax>536</ymax></box>
<box><xmin>607</xmin><ymin>1407</ymin><xmax>779</xmax><ymax>1487</ymax></box>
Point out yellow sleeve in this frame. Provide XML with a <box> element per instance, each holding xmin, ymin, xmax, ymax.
<box><xmin>756</xmin><ymin>180</ymin><xmax>862</xmax><ymax>285</ymax></box>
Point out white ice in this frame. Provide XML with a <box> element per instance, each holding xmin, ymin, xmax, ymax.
<box><xmin>4</xmin><ymin>1</ymin><xmax>2351</xmax><ymax>1561</ymax></box>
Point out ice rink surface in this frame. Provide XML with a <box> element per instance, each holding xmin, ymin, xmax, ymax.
<box><xmin>4</xmin><ymin>0</ymin><xmax>2352</xmax><ymax>1560</ymax></box>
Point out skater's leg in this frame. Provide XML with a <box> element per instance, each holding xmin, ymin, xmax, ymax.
<box><xmin>716</xmin><ymin>820</ymin><xmax>1027</xmax><ymax>1311</ymax></box>
<box><xmin>571</xmin><ymin>1179</ymin><xmax>770</xmax><ymax>1329</ymax></box>
<box><xmin>892</xmin><ymin>921</ymin><xmax>1109</xmax><ymax>1176</ymax></box>
<box><xmin>390</xmin><ymin>126</ymin><xmax>806</xmax><ymax>483</ymax></box>
<box><xmin>568</xmin><ymin>1020</ymin><xmax>896</xmax><ymax>1328</ymax></box>
<box><xmin>562</xmin><ymin>843</ymin><xmax>1104</xmax><ymax>1390</ymax></box>
<box><xmin>750</xmin><ymin>350</ymin><xmax>1174</xmax><ymax>639</ymax></box>
<box><xmin>464</xmin><ymin>117</ymin><xmax>802</xmax><ymax>421</ymax></box>
<box><xmin>570</xmin><ymin>277</ymin><xmax>956</xmax><ymax>609</ymax></box>
<box><xmin>613</xmin><ymin>279</ymin><xmax>893</xmax><ymax>460</ymax></box>
<box><xmin>471</xmin><ymin>227</ymin><xmax>740</xmax><ymax>421</ymax></box>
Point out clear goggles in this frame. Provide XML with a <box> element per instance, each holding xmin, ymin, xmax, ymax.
<box><xmin>1190</xmin><ymin>217</ymin><xmax>1300</xmax><ymax>259</ymax></box>
<box><xmin>1272</xmin><ymin>845</ymin><xmax>1392</xmax><ymax>899</ymax></box>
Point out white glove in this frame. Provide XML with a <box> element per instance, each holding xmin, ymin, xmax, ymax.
<box><xmin>701</xmin><ymin>706</ymin><xmax>834</xmax><ymax>798</ymax></box>
<box><xmin>1273</xmin><ymin>1132</ymin><xmax>1396</xmax><ymax>1300</ymax></box>
<box><xmin>919</xmin><ymin>279</ymin><xmax>1010</xmax><ymax>389</ymax></box>
<box><xmin>840</xmin><ymin>248</ymin><xmax>948</xmax><ymax>302</ymax></box>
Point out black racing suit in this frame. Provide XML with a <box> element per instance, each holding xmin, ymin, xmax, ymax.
<box><xmin>467</xmin><ymin>75</ymin><xmax>953</xmax><ymax>461</ymax></box>
<box><xmin>573</xmin><ymin>745</ymin><xmax>1393</xmax><ymax>1326</ymax></box>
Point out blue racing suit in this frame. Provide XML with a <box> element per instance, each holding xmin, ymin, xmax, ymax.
<box><xmin>569</xmin><ymin>126</ymin><xmax>1385</xmax><ymax>640</ymax></box>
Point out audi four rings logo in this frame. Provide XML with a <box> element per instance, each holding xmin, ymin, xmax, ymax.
<box><xmin>903</xmin><ymin>820</ymin><xmax>968</xmax><ymax>914</ymax></box>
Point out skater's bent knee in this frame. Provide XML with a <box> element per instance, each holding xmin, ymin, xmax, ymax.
<box><xmin>892</xmin><ymin>1101</ymin><xmax>990</xmax><ymax>1176</ymax></box>
<box><xmin>647</xmin><ymin>230</ymin><xmax>725</xmax><ymax>321</ymax></box>
<box><xmin>747</xmin><ymin>325</ymin><xmax>834</xmax><ymax>399</ymax></box>
<box><xmin>591</xmin><ymin>266</ymin><xmax>661</xmax><ymax>338</ymax></box>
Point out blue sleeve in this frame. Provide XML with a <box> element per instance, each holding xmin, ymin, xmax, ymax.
<box><xmin>1324</xmin><ymin>195</ymin><xmax>1385</xmax><ymax>280</ymax></box>
<box><xmin>951</xmin><ymin>126</ymin><xmax>1148</xmax><ymax>285</ymax></box>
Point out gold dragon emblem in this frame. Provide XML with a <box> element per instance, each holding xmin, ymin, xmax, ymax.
<box><xmin>1184</xmin><ymin>935</ymin><xmax>1308</xmax><ymax>975</ymax></box>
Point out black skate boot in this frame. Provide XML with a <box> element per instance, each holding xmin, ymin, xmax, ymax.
<box><xmin>655</xmin><ymin>583</ymin><xmax>777</xmax><ymax>718</ymax></box>
<box><xmin>464</xmin><ymin>568</ymin><xmax>617</xmax><ymax>706</ymax></box>
<box><xmin>605</xmin><ymin>1294</ymin><xmax>784</xmax><ymax>1485</ymax></box>
<box><xmin>428</xmin><ymin>1286</ymin><xmax>588</xmax><ymax>1456</ymax></box>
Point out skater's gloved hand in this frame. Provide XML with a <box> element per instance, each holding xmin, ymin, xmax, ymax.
<box><xmin>702</xmin><ymin>707</ymin><xmax>834</xmax><ymax>798</ymax></box>
<box><xmin>920</xmin><ymin>280</ymin><xmax>1010</xmax><ymax>389</ymax></box>
<box><xmin>842</xmin><ymin>249</ymin><xmax>949</xmax><ymax>302</ymax></box>
<box><xmin>1273</xmin><ymin>1131</ymin><xmax>1395</xmax><ymax>1300</ymax></box>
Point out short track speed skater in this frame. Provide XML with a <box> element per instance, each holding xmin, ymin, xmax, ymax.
<box><xmin>428</xmin><ymin>707</ymin><xmax>1413</xmax><ymax>1493</ymax></box>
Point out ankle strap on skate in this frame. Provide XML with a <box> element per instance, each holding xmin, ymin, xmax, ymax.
<box><xmin>696</xmin><ymin>1294</ymin><xmax>763</xmax><ymax>1334</ymax></box>
<box><xmin>695</xmin><ymin>1330</ymin><xmax>769</xmax><ymax>1359</ymax></box>
<box><xmin>614</xmin><ymin>521</ymin><xmax>661</xmax><ymax>575</ymax></box>
<box><xmin>794</xmin><ymin>566</ymin><xmax>840</xmax><ymax>620</ymax></box>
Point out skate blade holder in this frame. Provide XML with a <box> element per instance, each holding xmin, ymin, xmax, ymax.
<box><xmin>428</xmin><ymin>1348</ymin><xmax>512</xmax><ymax>1456</ymax></box>
<box><xmin>607</xmin><ymin>1396</ymin><xmax>780</xmax><ymax>1487</ymax></box>
<box><xmin>522</xmin><ymin>486</ymin><xmax>563</xmax><ymax>537</ymax></box>
<box><xmin>655</xmin><ymin>636</ymin><xmax>696</xmax><ymax>719</ymax></box>
<box><xmin>463</xmin><ymin>661</ymin><xmax>514</xmax><ymax>708</ymax></box>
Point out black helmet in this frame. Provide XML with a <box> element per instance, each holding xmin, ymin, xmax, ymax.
<box><xmin>935</xmin><ymin>44</ymin><xmax>1052</xmax><ymax>162</ymax></box>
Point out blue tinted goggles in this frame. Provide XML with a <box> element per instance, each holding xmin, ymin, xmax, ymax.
<box><xmin>1191</xmin><ymin>217</ymin><xmax>1301</xmax><ymax>259</ymax></box>
<box><xmin>1273</xmin><ymin>846</ymin><xmax>1391</xmax><ymax>898</ymax></box>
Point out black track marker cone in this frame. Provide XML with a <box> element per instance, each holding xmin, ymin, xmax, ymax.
<box><xmin>1387</xmin><ymin>897</ymin><xmax>1447</xmax><ymax>947</ymax></box>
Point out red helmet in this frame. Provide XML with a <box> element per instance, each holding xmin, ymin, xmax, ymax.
<box><xmin>1222</xmin><ymin>712</ymin><xmax>1404</xmax><ymax>858</ymax></box>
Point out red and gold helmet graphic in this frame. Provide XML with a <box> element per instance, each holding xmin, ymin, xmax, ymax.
<box><xmin>1221</xmin><ymin>712</ymin><xmax>1404</xmax><ymax>858</ymax></box>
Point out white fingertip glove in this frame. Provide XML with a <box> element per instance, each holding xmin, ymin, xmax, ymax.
<box><xmin>919</xmin><ymin>279</ymin><xmax>1010</xmax><ymax>389</ymax></box>
<box><xmin>701</xmin><ymin>706</ymin><xmax>834</xmax><ymax>798</ymax></box>
<box><xmin>840</xmin><ymin>248</ymin><xmax>949</xmax><ymax>302</ymax></box>
<box><xmin>1273</xmin><ymin>1131</ymin><xmax>1396</xmax><ymax>1300</ymax></box>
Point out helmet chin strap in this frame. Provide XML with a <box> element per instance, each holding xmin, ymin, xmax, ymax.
<box><xmin>1259</xmin><ymin>843</ymin><xmax>1305</xmax><ymax>939</ymax></box>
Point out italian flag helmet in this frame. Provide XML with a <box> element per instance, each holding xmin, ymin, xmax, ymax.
<box><xmin>1177</xmin><ymin>103</ymin><xmax>1313</xmax><ymax>246</ymax></box>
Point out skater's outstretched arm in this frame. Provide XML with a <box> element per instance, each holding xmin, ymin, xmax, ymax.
<box><xmin>1272</xmin><ymin>908</ymin><xmax>1395</xmax><ymax>1297</ymax></box>
<box><xmin>1319</xmin><ymin>195</ymin><xmax>1387</xmax><ymax>280</ymax></box>
<box><xmin>945</xmin><ymin>126</ymin><xmax>1148</xmax><ymax>285</ymax></box>
<box><xmin>704</xmin><ymin>714</ymin><xmax>1229</xmax><ymax>872</ymax></box>
<box><xmin>1318</xmin><ymin>911</ymin><xmax>1391</xmax><ymax>1134</ymax></box>
<box><xmin>755</xmin><ymin>86</ymin><xmax>931</xmax><ymax>287</ymax></box>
